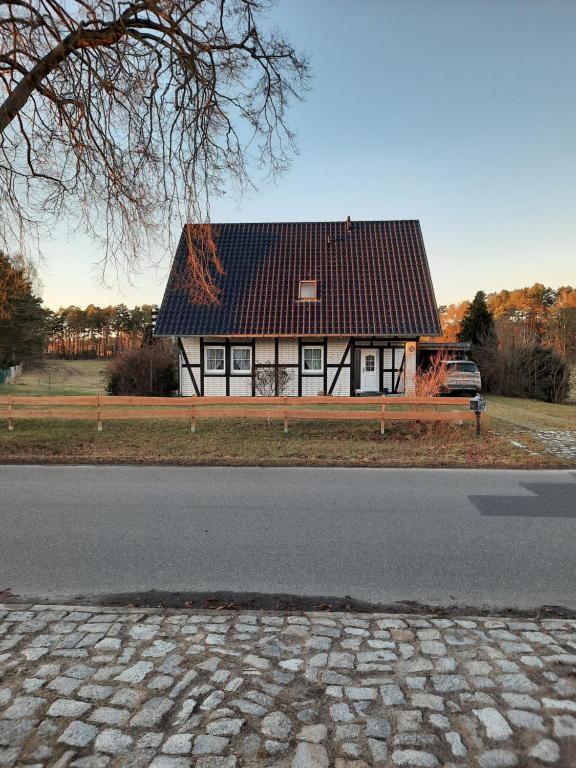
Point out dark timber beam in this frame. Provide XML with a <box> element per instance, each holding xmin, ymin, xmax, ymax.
<box><xmin>328</xmin><ymin>338</ymin><xmax>353</xmax><ymax>395</ymax></box>
<box><xmin>177</xmin><ymin>338</ymin><xmax>200</xmax><ymax>396</ymax></box>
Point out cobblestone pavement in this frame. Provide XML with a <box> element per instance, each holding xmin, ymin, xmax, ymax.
<box><xmin>534</xmin><ymin>432</ymin><xmax>576</xmax><ymax>462</ymax></box>
<box><xmin>491</xmin><ymin>429</ymin><xmax>576</xmax><ymax>462</ymax></box>
<box><xmin>1</xmin><ymin>605</ymin><xmax>575</xmax><ymax>768</ymax></box>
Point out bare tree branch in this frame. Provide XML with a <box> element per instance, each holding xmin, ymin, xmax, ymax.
<box><xmin>0</xmin><ymin>0</ymin><xmax>309</xmax><ymax>297</ymax></box>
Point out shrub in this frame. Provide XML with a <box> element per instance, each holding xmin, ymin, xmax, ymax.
<box><xmin>474</xmin><ymin>342</ymin><xmax>570</xmax><ymax>403</ymax></box>
<box><xmin>253</xmin><ymin>362</ymin><xmax>290</xmax><ymax>396</ymax></box>
<box><xmin>415</xmin><ymin>352</ymin><xmax>449</xmax><ymax>397</ymax></box>
<box><xmin>105</xmin><ymin>342</ymin><xmax>177</xmax><ymax>396</ymax></box>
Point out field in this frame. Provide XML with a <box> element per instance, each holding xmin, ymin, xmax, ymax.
<box><xmin>0</xmin><ymin>359</ymin><xmax>574</xmax><ymax>467</ymax></box>
<box><xmin>0</xmin><ymin>359</ymin><xmax>106</xmax><ymax>396</ymax></box>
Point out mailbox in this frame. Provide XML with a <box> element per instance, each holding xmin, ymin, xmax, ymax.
<box><xmin>469</xmin><ymin>394</ymin><xmax>486</xmax><ymax>412</ymax></box>
<box><xmin>469</xmin><ymin>394</ymin><xmax>486</xmax><ymax>435</ymax></box>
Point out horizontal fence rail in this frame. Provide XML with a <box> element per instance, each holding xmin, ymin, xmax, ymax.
<box><xmin>0</xmin><ymin>395</ymin><xmax>480</xmax><ymax>435</ymax></box>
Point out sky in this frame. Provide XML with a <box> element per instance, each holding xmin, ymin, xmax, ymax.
<box><xmin>37</xmin><ymin>0</ymin><xmax>576</xmax><ymax>310</ymax></box>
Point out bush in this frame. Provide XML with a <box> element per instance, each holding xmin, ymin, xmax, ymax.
<box><xmin>252</xmin><ymin>362</ymin><xmax>290</xmax><ymax>396</ymax></box>
<box><xmin>105</xmin><ymin>342</ymin><xmax>177</xmax><ymax>396</ymax></box>
<box><xmin>474</xmin><ymin>342</ymin><xmax>570</xmax><ymax>403</ymax></box>
<box><xmin>415</xmin><ymin>352</ymin><xmax>449</xmax><ymax>397</ymax></box>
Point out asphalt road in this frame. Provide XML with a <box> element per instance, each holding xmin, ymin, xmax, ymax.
<box><xmin>1</xmin><ymin>465</ymin><xmax>575</xmax><ymax>611</ymax></box>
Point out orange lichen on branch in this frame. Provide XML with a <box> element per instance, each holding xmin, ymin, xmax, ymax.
<box><xmin>174</xmin><ymin>223</ymin><xmax>225</xmax><ymax>305</ymax></box>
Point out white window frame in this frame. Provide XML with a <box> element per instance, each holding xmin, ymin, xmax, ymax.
<box><xmin>298</xmin><ymin>280</ymin><xmax>317</xmax><ymax>300</ymax></box>
<box><xmin>302</xmin><ymin>345</ymin><xmax>324</xmax><ymax>375</ymax></box>
<box><xmin>204</xmin><ymin>345</ymin><xmax>226</xmax><ymax>374</ymax></box>
<box><xmin>231</xmin><ymin>346</ymin><xmax>252</xmax><ymax>375</ymax></box>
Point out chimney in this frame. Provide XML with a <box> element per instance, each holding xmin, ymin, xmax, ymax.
<box><xmin>345</xmin><ymin>215</ymin><xmax>352</xmax><ymax>232</ymax></box>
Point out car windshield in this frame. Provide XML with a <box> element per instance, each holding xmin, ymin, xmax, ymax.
<box><xmin>447</xmin><ymin>362</ymin><xmax>478</xmax><ymax>374</ymax></box>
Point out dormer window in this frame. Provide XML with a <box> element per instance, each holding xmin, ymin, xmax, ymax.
<box><xmin>299</xmin><ymin>280</ymin><xmax>317</xmax><ymax>300</ymax></box>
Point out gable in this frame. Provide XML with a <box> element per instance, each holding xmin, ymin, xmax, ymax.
<box><xmin>155</xmin><ymin>219</ymin><xmax>441</xmax><ymax>337</ymax></box>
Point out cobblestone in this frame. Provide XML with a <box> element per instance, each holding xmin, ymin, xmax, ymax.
<box><xmin>58</xmin><ymin>720</ymin><xmax>98</xmax><ymax>747</ymax></box>
<box><xmin>534</xmin><ymin>430</ymin><xmax>576</xmax><ymax>460</ymax></box>
<box><xmin>0</xmin><ymin>605</ymin><xmax>575</xmax><ymax>765</ymax></box>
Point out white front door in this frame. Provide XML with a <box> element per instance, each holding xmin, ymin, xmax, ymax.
<box><xmin>359</xmin><ymin>349</ymin><xmax>379</xmax><ymax>392</ymax></box>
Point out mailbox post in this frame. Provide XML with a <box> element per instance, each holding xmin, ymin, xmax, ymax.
<box><xmin>469</xmin><ymin>393</ymin><xmax>486</xmax><ymax>435</ymax></box>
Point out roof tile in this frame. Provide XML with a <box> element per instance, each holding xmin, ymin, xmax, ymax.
<box><xmin>155</xmin><ymin>220</ymin><xmax>441</xmax><ymax>337</ymax></box>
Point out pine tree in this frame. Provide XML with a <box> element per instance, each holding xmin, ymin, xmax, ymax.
<box><xmin>457</xmin><ymin>291</ymin><xmax>496</xmax><ymax>346</ymax></box>
<box><xmin>0</xmin><ymin>252</ymin><xmax>50</xmax><ymax>367</ymax></box>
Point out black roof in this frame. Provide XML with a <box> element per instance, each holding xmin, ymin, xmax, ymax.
<box><xmin>155</xmin><ymin>220</ymin><xmax>441</xmax><ymax>337</ymax></box>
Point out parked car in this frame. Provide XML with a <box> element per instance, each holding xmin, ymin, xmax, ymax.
<box><xmin>442</xmin><ymin>360</ymin><xmax>481</xmax><ymax>395</ymax></box>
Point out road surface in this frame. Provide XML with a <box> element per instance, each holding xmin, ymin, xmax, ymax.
<box><xmin>1</xmin><ymin>465</ymin><xmax>575</xmax><ymax>610</ymax></box>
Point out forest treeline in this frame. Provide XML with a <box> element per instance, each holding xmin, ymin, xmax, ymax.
<box><xmin>2</xmin><ymin>251</ymin><xmax>158</xmax><ymax>364</ymax></box>
<box><xmin>438</xmin><ymin>284</ymin><xmax>576</xmax><ymax>362</ymax></box>
<box><xmin>47</xmin><ymin>304</ymin><xmax>157</xmax><ymax>358</ymax></box>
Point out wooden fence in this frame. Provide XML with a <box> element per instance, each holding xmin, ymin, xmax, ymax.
<box><xmin>0</xmin><ymin>395</ymin><xmax>479</xmax><ymax>434</ymax></box>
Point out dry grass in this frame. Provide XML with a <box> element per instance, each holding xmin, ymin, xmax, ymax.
<box><xmin>1</xmin><ymin>371</ymin><xmax>575</xmax><ymax>467</ymax></box>
<box><xmin>487</xmin><ymin>395</ymin><xmax>576</xmax><ymax>432</ymax></box>
<box><xmin>0</xmin><ymin>359</ymin><xmax>106</xmax><ymax>396</ymax></box>
<box><xmin>0</xmin><ymin>416</ymin><xmax>570</xmax><ymax>468</ymax></box>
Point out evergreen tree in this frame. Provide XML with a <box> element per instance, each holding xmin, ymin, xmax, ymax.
<box><xmin>457</xmin><ymin>291</ymin><xmax>496</xmax><ymax>346</ymax></box>
<box><xmin>0</xmin><ymin>252</ymin><xmax>50</xmax><ymax>367</ymax></box>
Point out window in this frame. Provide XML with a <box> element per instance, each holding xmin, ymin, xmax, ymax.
<box><xmin>299</xmin><ymin>280</ymin><xmax>317</xmax><ymax>300</ymax></box>
<box><xmin>205</xmin><ymin>346</ymin><xmax>225</xmax><ymax>372</ymax></box>
<box><xmin>365</xmin><ymin>353</ymin><xmax>375</xmax><ymax>372</ymax></box>
<box><xmin>446</xmin><ymin>362</ymin><xmax>479</xmax><ymax>374</ymax></box>
<box><xmin>232</xmin><ymin>346</ymin><xmax>252</xmax><ymax>373</ymax></box>
<box><xmin>302</xmin><ymin>345</ymin><xmax>323</xmax><ymax>373</ymax></box>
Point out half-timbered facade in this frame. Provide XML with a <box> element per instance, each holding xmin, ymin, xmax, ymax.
<box><xmin>154</xmin><ymin>219</ymin><xmax>441</xmax><ymax>396</ymax></box>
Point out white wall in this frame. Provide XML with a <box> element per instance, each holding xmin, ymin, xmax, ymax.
<box><xmin>229</xmin><ymin>377</ymin><xmax>252</xmax><ymax>396</ymax></box>
<box><xmin>327</xmin><ymin>338</ymin><xmax>351</xmax><ymax>396</ymax></box>
<box><xmin>381</xmin><ymin>346</ymin><xmax>406</xmax><ymax>394</ymax></box>
<box><xmin>177</xmin><ymin>336</ymin><xmax>412</xmax><ymax>397</ymax></box>
<box><xmin>181</xmin><ymin>337</ymin><xmax>200</xmax><ymax>363</ymax></box>
<box><xmin>301</xmin><ymin>376</ymin><xmax>324</xmax><ymax>396</ymax></box>
<box><xmin>202</xmin><ymin>377</ymin><xmax>226</xmax><ymax>396</ymax></box>
<box><xmin>277</xmin><ymin>339</ymin><xmax>298</xmax><ymax>396</ymax></box>
<box><xmin>404</xmin><ymin>342</ymin><xmax>417</xmax><ymax>395</ymax></box>
<box><xmin>179</xmin><ymin>337</ymin><xmax>200</xmax><ymax>396</ymax></box>
<box><xmin>255</xmin><ymin>339</ymin><xmax>275</xmax><ymax>364</ymax></box>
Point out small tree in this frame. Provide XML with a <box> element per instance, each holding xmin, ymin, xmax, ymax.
<box><xmin>458</xmin><ymin>291</ymin><xmax>497</xmax><ymax>346</ymax></box>
<box><xmin>253</xmin><ymin>363</ymin><xmax>290</xmax><ymax>396</ymax></box>
<box><xmin>105</xmin><ymin>342</ymin><xmax>177</xmax><ymax>396</ymax></box>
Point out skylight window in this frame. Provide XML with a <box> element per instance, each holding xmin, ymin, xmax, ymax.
<box><xmin>299</xmin><ymin>280</ymin><xmax>317</xmax><ymax>300</ymax></box>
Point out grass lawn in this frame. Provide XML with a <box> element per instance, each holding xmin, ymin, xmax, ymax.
<box><xmin>487</xmin><ymin>395</ymin><xmax>576</xmax><ymax>432</ymax></box>
<box><xmin>0</xmin><ymin>415</ymin><xmax>571</xmax><ymax>468</ymax></box>
<box><xmin>1</xmin><ymin>363</ymin><xmax>574</xmax><ymax>467</ymax></box>
<box><xmin>0</xmin><ymin>359</ymin><xmax>106</xmax><ymax>396</ymax></box>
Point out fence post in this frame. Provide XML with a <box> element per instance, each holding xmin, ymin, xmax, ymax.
<box><xmin>8</xmin><ymin>396</ymin><xmax>14</xmax><ymax>431</ymax></box>
<box><xmin>380</xmin><ymin>399</ymin><xmax>386</xmax><ymax>436</ymax></box>
<box><xmin>97</xmin><ymin>394</ymin><xmax>103</xmax><ymax>432</ymax></box>
<box><xmin>283</xmin><ymin>397</ymin><xmax>289</xmax><ymax>434</ymax></box>
<box><xmin>191</xmin><ymin>403</ymin><xmax>196</xmax><ymax>433</ymax></box>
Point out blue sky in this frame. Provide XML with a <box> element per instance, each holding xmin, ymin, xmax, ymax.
<box><xmin>40</xmin><ymin>0</ymin><xmax>576</xmax><ymax>309</ymax></box>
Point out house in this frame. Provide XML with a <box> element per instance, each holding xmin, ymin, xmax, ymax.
<box><xmin>154</xmin><ymin>218</ymin><xmax>441</xmax><ymax>396</ymax></box>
